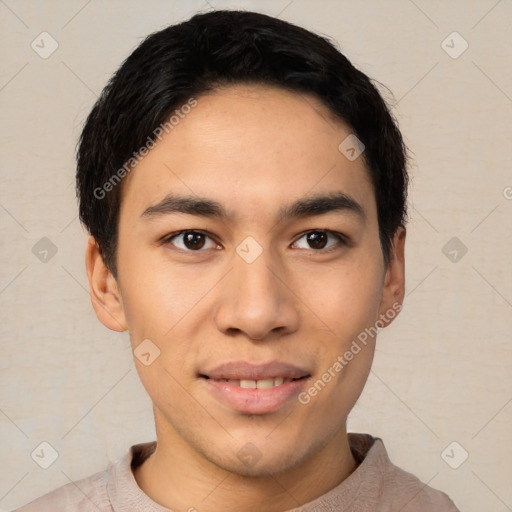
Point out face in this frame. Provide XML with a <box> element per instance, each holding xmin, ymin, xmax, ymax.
<box><xmin>88</xmin><ymin>84</ymin><xmax>405</xmax><ymax>477</ymax></box>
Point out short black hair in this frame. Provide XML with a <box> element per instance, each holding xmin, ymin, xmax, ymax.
<box><xmin>77</xmin><ymin>9</ymin><xmax>408</xmax><ymax>276</ymax></box>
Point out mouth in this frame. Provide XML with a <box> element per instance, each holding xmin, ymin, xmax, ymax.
<box><xmin>200</xmin><ymin>376</ymin><xmax>308</xmax><ymax>389</ymax></box>
<box><xmin>199</xmin><ymin>361</ymin><xmax>311</xmax><ymax>414</ymax></box>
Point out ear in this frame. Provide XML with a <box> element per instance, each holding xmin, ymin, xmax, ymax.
<box><xmin>378</xmin><ymin>227</ymin><xmax>406</xmax><ymax>327</ymax></box>
<box><xmin>85</xmin><ymin>236</ymin><xmax>127</xmax><ymax>332</ymax></box>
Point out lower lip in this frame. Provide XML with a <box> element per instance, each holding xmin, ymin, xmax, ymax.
<box><xmin>202</xmin><ymin>378</ymin><xmax>309</xmax><ymax>415</ymax></box>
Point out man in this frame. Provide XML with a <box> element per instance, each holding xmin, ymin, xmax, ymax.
<box><xmin>16</xmin><ymin>9</ymin><xmax>460</xmax><ymax>512</ymax></box>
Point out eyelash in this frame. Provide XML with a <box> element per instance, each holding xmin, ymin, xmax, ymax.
<box><xmin>162</xmin><ymin>229</ymin><xmax>348</xmax><ymax>253</ymax></box>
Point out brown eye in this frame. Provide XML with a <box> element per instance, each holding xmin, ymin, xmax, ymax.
<box><xmin>166</xmin><ymin>230</ymin><xmax>219</xmax><ymax>251</ymax></box>
<box><xmin>292</xmin><ymin>230</ymin><xmax>346</xmax><ymax>251</ymax></box>
<box><xmin>306</xmin><ymin>231</ymin><xmax>328</xmax><ymax>249</ymax></box>
<box><xmin>183</xmin><ymin>232</ymin><xmax>206</xmax><ymax>250</ymax></box>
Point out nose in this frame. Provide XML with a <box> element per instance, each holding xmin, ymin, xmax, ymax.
<box><xmin>213</xmin><ymin>248</ymin><xmax>300</xmax><ymax>341</ymax></box>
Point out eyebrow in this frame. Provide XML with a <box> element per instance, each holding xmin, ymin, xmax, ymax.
<box><xmin>276</xmin><ymin>192</ymin><xmax>365</xmax><ymax>224</ymax></box>
<box><xmin>140</xmin><ymin>192</ymin><xmax>365</xmax><ymax>223</ymax></box>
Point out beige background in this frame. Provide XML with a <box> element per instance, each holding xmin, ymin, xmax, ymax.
<box><xmin>1</xmin><ymin>1</ymin><xmax>511</xmax><ymax>510</ymax></box>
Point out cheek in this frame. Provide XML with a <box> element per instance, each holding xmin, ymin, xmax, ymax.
<box><xmin>302</xmin><ymin>257</ymin><xmax>384</xmax><ymax>336</ymax></box>
<box><xmin>116</xmin><ymin>257</ymin><xmax>223</xmax><ymax>392</ymax></box>
<box><xmin>116</xmin><ymin>246</ymin><xmax>199</xmax><ymax>340</ymax></box>
<box><xmin>299</xmin><ymin>270</ymin><xmax>381</xmax><ymax>422</ymax></box>
<box><xmin>303</xmin><ymin>254</ymin><xmax>383</xmax><ymax>400</ymax></box>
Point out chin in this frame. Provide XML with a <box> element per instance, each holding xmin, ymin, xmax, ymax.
<box><xmin>204</xmin><ymin>439</ymin><xmax>313</xmax><ymax>479</ymax></box>
<box><xmin>218</xmin><ymin>456</ymin><xmax>298</xmax><ymax>479</ymax></box>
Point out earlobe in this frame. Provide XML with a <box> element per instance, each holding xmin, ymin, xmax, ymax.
<box><xmin>85</xmin><ymin>236</ymin><xmax>128</xmax><ymax>332</ymax></box>
<box><xmin>378</xmin><ymin>227</ymin><xmax>406</xmax><ymax>327</ymax></box>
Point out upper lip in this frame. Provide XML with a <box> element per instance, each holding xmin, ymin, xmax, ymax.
<box><xmin>200</xmin><ymin>361</ymin><xmax>310</xmax><ymax>381</ymax></box>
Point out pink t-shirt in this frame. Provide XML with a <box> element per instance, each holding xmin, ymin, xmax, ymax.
<box><xmin>14</xmin><ymin>433</ymin><xmax>460</xmax><ymax>511</ymax></box>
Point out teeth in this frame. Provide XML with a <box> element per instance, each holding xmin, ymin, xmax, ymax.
<box><xmin>217</xmin><ymin>377</ymin><xmax>295</xmax><ymax>388</ymax></box>
<box><xmin>240</xmin><ymin>379</ymin><xmax>257</xmax><ymax>389</ymax></box>
<box><xmin>256</xmin><ymin>378</ymin><xmax>274</xmax><ymax>389</ymax></box>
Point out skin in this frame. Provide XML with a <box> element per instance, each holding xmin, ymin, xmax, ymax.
<box><xmin>86</xmin><ymin>84</ymin><xmax>405</xmax><ymax>512</ymax></box>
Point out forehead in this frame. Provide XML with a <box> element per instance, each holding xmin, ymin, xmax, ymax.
<box><xmin>120</xmin><ymin>84</ymin><xmax>375</xmax><ymax>223</ymax></box>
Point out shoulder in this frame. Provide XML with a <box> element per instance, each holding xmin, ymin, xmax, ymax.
<box><xmin>12</xmin><ymin>442</ymin><xmax>155</xmax><ymax>512</ymax></box>
<box><xmin>367</xmin><ymin>436</ymin><xmax>461</xmax><ymax>511</ymax></box>
<box><xmin>12</xmin><ymin>467</ymin><xmax>111</xmax><ymax>511</ymax></box>
<box><xmin>382</xmin><ymin>461</ymin><xmax>460</xmax><ymax>511</ymax></box>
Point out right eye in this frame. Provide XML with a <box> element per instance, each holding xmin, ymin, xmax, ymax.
<box><xmin>163</xmin><ymin>230</ymin><xmax>221</xmax><ymax>251</ymax></box>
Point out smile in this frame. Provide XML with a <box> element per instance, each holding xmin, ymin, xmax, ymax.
<box><xmin>199</xmin><ymin>361</ymin><xmax>311</xmax><ymax>414</ymax></box>
<box><xmin>204</xmin><ymin>377</ymin><xmax>305</xmax><ymax>389</ymax></box>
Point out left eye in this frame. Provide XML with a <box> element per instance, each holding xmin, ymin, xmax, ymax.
<box><xmin>165</xmin><ymin>230</ymin><xmax>219</xmax><ymax>251</ymax></box>
<box><xmin>292</xmin><ymin>230</ymin><xmax>344</xmax><ymax>250</ymax></box>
